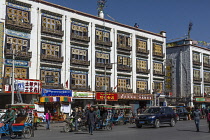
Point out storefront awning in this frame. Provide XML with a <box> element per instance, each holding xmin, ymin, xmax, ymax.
<box><xmin>40</xmin><ymin>96</ymin><xmax>72</xmax><ymax>103</ymax></box>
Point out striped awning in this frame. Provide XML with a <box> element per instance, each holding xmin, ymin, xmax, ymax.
<box><xmin>40</xmin><ymin>96</ymin><xmax>72</xmax><ymax>103</ymax></box>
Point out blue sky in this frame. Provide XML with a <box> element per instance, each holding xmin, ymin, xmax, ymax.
<box><xmin>45</xmin><ymin>0</ymin><xmax>210</xmax><ymax>43</ymax></box>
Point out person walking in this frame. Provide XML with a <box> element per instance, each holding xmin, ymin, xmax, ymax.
<box><xmin>86</xmin><ymin>106</ymin><xmax>96</xmax><ymax>135</ymax></box>
<box><xmin>207</xmin><ymin>109</ymin><xmax>210</xmax><ymax>132</ymax></box>
<box><xmin>193</xmin><ymin>107</ymin><xmax>202</xmax><ymax>132</ymax></box>
<box><xmin>33</xmin><ymin>110</ymin><xmax>38</xmax><ymax>130</ymax></box>
<box><xmin>45</xmin><ymin>110</ymin><xmax>51</xmax><ymax>130</ymax></box>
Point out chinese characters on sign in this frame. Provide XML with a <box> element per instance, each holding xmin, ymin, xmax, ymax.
<box><xmin>96</xmin><ymin>92</ymin><xmax>118</xmax><ymax>101</ymax></box>
<box><xmin>42</xmin><ymin>89</ymin><xmax>72</xmax><ymax>97</ymax></box>
<box><xmin>4</xmin><ymin>79</ymin><xmax>41</xmax><ymax>94</ymax></box>
<box><xmin>118</xmin><ymin>93</ymin><xmax>153</xmax><ymax>100</ymax></box>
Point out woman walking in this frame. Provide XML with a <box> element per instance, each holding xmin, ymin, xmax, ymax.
<box><xmin>86</xmin><ymin>107</ymin><xmax>96</xmax><ymax>135</ymax></box>
<box><xmin>207</xmin><ymin>109</ymin><xmax>210</xmax><ymax>132</ymax></box>
<box><xmin>46</xmin><ymin>110</ymin><xmax>51</xmax><ymax>130</ymax></box>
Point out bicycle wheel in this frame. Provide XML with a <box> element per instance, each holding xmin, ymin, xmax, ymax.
<box><xmin>22</xmin><ymin>126</ymin><xmax>32</xmax><ymax>139</ymax></box>
<box><xmin>63</xmin><ymin>124</ymin><xmax>70</xmax><ymax>133</ymax></box>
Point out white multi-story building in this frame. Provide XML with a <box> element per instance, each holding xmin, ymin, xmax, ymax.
<box><xmin>167</xmin><ymin>39</ymin><xmax>210</xmax><ymax>107</ymax></box>
<box><xmin>0</xmin><ymin>0</ymin><xmax>166</xmax><ymax>108</ymax></box>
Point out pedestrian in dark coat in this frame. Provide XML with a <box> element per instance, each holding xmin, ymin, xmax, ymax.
<box><xmin>193</xmin><ymin>107</ymin><xmax>202</xmax><ymax>132</ymax></box>
<box><xmin>86</xmin><ymin>107</ymin><xmax>96</xmax><ymax>135</ymax></box>
<box><xmin>206</xmin><ymin>109</ymin><xmax>210</xmax><ymax>132</ymax></box>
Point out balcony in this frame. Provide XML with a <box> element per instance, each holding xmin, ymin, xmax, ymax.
<box><xmin>136</xmin><ymin>89</ymin><xmax>150</xmax><ymax>94</ymax></box>
<box><xmin>41</xmin><ymin>26</ymin><xmax>64</xmax><ymax>37</ymax></box>
<box><xmin>193</xmin><ymin>60</ymin><xmax>202</xmax><ymax>66</ymax></box>
<box><xmin>71</xmin><ymin>33</ymin><xmax>90</xmax><ymax>42</ymax></box>
<box><xmin>153</xmin><ymin>52</ymin><xmax>165</xmax><ymax>58</ymax></box>
<box><xmin>203</xmin><ymin>63</ymin><xmax>210</xmax><ymax>68</ymax></box>
<box><xmin>70</xmin><ymin>59</ymin><xmax>90</xmax><ymax>66</ymax></box>
<box><xmin>41</xmin><ymin>54</ymin><xmax>63</xmax><ymax>63</ymax></box>
<box><xmin>95</xmin><ymin>63</ymin><xmax>112</xmax><ymax>69</ymax></box>
<box><xmin>117</xmin><ymin>44</ymin><xmax>132</xmax><ymax>51</ymax></box>
<box><xmin>70</xmin><ymin>84</ymin><xmax>90</xmax><ymax>91</ymax></box>
<box><xmin>153</xmin><ymin>70</ymin><xmax>165</xmax><ymax>76</ymax></box>
<box><xmin>193</xmin><ymin>77</ymin><xmax>202</xmax><ymax>82</ymax></box>
<box><xmin>42</xmin><ymin>83</ymin><xmax>63</xmax><ymax>89</ymax></box>
<box><xmin>117</xmin><ymin>88</ymin><xmax>133</xmax><ymax>93</ymax></box>
<box><xmin>5</xmin><ymin>49</ymin><xmax>32</xmax><ymax>60</ymax></box>
<box><xmin>136</xmin><ymin>48</ymin><xmax>149</xmax><ymax>55</ymax></box>
<box><xmin>95</xmin><ymin>86</ymin><xmax>112</xmax><ymax>92</ymax></box>
<box><xmin>95</xmin><ymin>39</ymin><xmax>112</xmax><ymax>47</ymax></box>
<box><xmin>136</xmin><ymin>68</ymin><xmax>150</xmax><ymax>74</ymax></box>
<box><xmin>5</xmin><ymin>18</ymin><xmax>32</xmax><ymax>32</ymax></box>
<box><xmin>117</xmin><ymin>65</ymin><xmax>132</xmax><ymax>72</ymax></box>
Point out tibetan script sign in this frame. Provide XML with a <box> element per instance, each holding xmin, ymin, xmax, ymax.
<box><xmin>96</xmin><ymin>92</ymin><xmax>118</xmax><ymax>101</ymax></box>
<box><xmin>118</xmin><ymin>93</ymin><xmax>153</xmax><ymax>100</ymax></box>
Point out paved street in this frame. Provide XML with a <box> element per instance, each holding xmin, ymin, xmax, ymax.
<box><xmin>3</xmin><ymin>120</ymin><xmax>210</xmax><ymax>140</ymax></box>
<box><xmin>34</xmin><ymin>120</ymin><xmax>210</xmax><ymax>140</ymax></box>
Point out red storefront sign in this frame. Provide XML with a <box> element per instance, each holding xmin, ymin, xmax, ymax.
<box><xmin>118</xmin><ymin>93</ymin><xmax>153</xmax><ymax>100</ymax></box>
<box><xmin>96</xmin><ymin>92</ymin><xmax>118</xmax><ymax>101</ymax></box>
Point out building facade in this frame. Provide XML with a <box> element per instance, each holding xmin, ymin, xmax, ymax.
<box><xmin>0</xmin><ymin>0</ymin><xmax>166</xmax><ymax>109</ymax></box>
<box><xmin>167</xmin><ymin>39</ymin><xmax>210</xmax><ymax>107</ymax></box>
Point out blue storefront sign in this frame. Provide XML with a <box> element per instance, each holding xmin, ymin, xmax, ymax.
<box><xmin>42</xmin><ymin>89</ymin><xmax>72</xmax><ymax>97</ymax></box>
<box><xmin>5</xmin><ymin>59</ymin><xmax>30</xmax><ymax>67</ymax></box>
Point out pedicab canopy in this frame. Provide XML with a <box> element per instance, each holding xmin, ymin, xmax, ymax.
<box><xmin>112</xmin><ymin>105</ymin><xmax>132</xmax><ymax>110</ymax></box>
<box><xmin>5</xmin><ymin>104</ymin><xmax>35</xmax><ymax>109</ymax></box>
<box><xmin>94</xmin><ymin>104</ymin><xmax>112</xmax><ymax>109</ymax></box>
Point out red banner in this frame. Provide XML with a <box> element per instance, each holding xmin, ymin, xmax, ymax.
<box><xmin>96</xmin><ymin>92</ymin><xmax>118</xmax><ymax>101</ymax></box>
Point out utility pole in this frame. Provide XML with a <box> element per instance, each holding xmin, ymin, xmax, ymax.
<box><xmin>11</xmin><ymin>49</ymin><xmax>15</xmax><ymax>105</ymax></box>
<box><xmin>104</xmin><ymin>64</ymin><xmax>107</xmax><ymax>105</ymax></box>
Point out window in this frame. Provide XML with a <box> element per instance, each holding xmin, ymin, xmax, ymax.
<box><xmin>71</xmin><ymin>48</ymin><xmax>87</xmax><ymax>61</ymax></box>
<box><xmin>203</xmin><ymin>55</ymin><xmax>209</xmax><ymax>64</ymax></box>
<box><xmin>40</xmin><ymin>69</ymin><xmax>60</xmax><ymax>85</ymax></box>
<box><xmin>71</xmin><ymin>24</ymin><xmax>88</xmax><ymax>37</ymax></box>
<box><xmin>42</xmin><ymin>16</ymin><xmax>62</xmax><ymax>31</ymax></box>
<box><xmin>7</xmin><ymin>6</ymin><xmax>30</xmax><ymax>23</ymax></box>
<box><xmin>6</xmin><ymin>35</ymin><xmax>29</xmax><ymax>52</ymax></box>
<box><xmin>117</xmin><ymin>34</ymin><xmax>131</xmax><ymax>47</ymax></box>
<box><xmin>118</xmin><ymin>78</ymin><xmax>131</xmax><ymax>89</ymax></box>
<box><xmin>136</xmin><ymin>59</ymin><xmax>147</xmax><ymax>69</ymax></box>
<box><xmin>41</xmin><ymin>42</ymin><xmax>61</xmax><ymax>57</ymax></box>
<box><xmin>117</xmin><ymin>56</ymin><xmax>131</xmax><ymax>67</ymax></box>
<box><xmin>204</xmin><ymin>86</ymin><xmax>210</xmax><ymax>95</ymax></box>
<box><xmin>153</xmin><ymin>82</ymin><xmax>163</xmax><ymax>92</ymax></box>
<box><xmin>71</xmin><ymin>73</ymin><xmax>87</xmax><ymax>87</ymax></box>
<box><xmin>204</xmin><ymin>71</ymin><xmax>210</xmax><ymax>81</ymax></box>
<box><xmin>136</xmin><ymin>39</ymin><xmax>147</xmax><ymax>51</ymax></box>
<box><xmin>153</xmin><ymin>43</ymin><xmax>162</xmax><ymax>54</ymax></box>
<box><xmin>96</xmin><ymin>52</ymin><xmax>110</xmax><ymax>64</ymax></box>
<box><xmin>153</xmin><ymin>62</ymin><xmax>163</xmax><ymax>72</ymax></box>
<box><xmin>193</xmin><ymin>85</ymin><xmax>201</xmax><ymax>96</ymax></box>
<box><xmin>193</xmin><ymin>52</ymin><xmax>200</xmax><ymax>62</ymax></box>
<box><xmin>96</xmin><ymin>29</ymin><xmax>110</xmax><ymax>42</ymax></box>
<box><xmin>137</xmin><ymin>81</ymin><xmax>147</xmax><ymax>90</ymax></box>
<box><xmin>5</xmin><ymin>66</ymin><xmax>28</xmax><ymax>79</ymax></box>
<box><xmin>193</xmin><ymin>69</ymin><xmax>200</xmax><ymax>78</ymax></box>
<box><xmin>95</xmin><ymin>76</ymin><xmax>110</xmax><ymax>90</ymax></box>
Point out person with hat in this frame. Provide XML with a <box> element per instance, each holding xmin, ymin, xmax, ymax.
<box><xmin>2</xmin><ymin>105</ymin><xmax>16</xmax><ymax>135</ymax></box>
<box><xmin>193</xmin><ymin>107</ymin><xmax>202</xmax><ymax>132</ymax></box>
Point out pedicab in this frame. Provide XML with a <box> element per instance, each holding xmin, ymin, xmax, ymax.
<box><xmin>122</xmin><ymin>106</ymin><xmax>133</xmax><ymax>124</ymax></box>
<box><xmin>94</xmin><ymin>104</ymin><xmax>113</xmax><ymax>131</ymax></box>
<box><xmin>0</xmin><ymin>104</ymin><xmax>34</xmax><ymax>139</ymax></box>
<box><xmin>112</xmin><ymin>106</ymin><xmax>124</xmax><ymax>125</ymax></box>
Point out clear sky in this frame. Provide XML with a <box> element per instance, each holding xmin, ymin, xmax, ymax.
<box><xmin>44</xmin><ymin>0</ymin><xmax>210</xmax><ymax>43</ymax></box>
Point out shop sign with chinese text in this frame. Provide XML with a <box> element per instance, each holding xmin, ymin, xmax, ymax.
<box><xmin>118</xmin><ymin>93</ymin><xmax>153</xmax><ymax>100</ymax></box>
<box><xmin>96</xmin><ymin>92</ymin><xmax>118</xmax><ymax>101</ymax></box>
<box><xmin>73</xmin><ymin>91</ymin><xmax>95</xmax><ymax>99</ymax></box>
<box><xmin>42</xmin><ymin>89</ymin><xmax>72</xmax><ymax>97</ymax></box>
<box><xmin>4</xmin><ymin>78</ymin><xmax>41</xmax><ymax>94</ymax></box>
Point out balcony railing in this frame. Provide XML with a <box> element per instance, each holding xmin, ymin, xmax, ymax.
<box><xmin>117</xmin><ymin>88</ymin><xmax>133</xmax><ymax>93</ymax></box>
<box><xmin>42</xmin><ymin>83</ymin><xmax>63</xmax><ymax>89</ymax></box>
<box><xmin>193</xmin><ymin>77</ymin><xmax>202</xmax><ymax>82</ymax></box>
<box><xmin>41</xmin><ymin>54</ymin><xmax>63</xmax><ymax>63</ymax></box>
<box><xmin>117</xmin><ymin>44</ymin><xmax>132</xmax><ymax>51</ymax></box>
<box><xmin>136</xmin><ymin>89</ymin><xmax>150</xmax><ymax>94</ymax></box>
<box><xmin>41</xmin><ymin>26</ymin><xmax>64</xmax><ymax>37</ymax></box>
<box><xmin>71</xmin><ymin>33</ymin><xmax>90</xmax><ymax>42</ymax></box>
<box><xmin>136</xmin><ymin>48</ymin><xmax>149</xmax><ymax>55</ymax></box>
<box><xmin>5</xmin><ymin>49</ymin><xmax>32</xmax><ymax>60</ymax></box>
<box><xmin>136</xmin><ymin>68</ymin><xmax>150</xmax><ymax>74</ymax></box>
<box><xmin>70</xmin><ymin>84</ymin><xmax>90</xmax><ymax>91</ymax></box>
<box><xmin>193</xmin><ymin>93</ymin><xmax>202</xmax><ymax>97</ymax></box>
<box><xmin>153</xmin><ymin>70</ymin><xmax>165</xmax><ymax>76</ymax></box>
<box><xmin>5</xmin><ymin>19</ymin><xmax>32</xmax><ymax>32</ymax></box>
<box><xmin>153</xmin><ymin>52</ymin><xmax>165</xmax><ymax>58</ymax></box>
<box><xmin>95</xmin><ymin>86</ymin><xmax>112</xmax><ymax>92</ymax></box>
<box><xmin>193</xmin><ymin>60</ymin><xmax>202</xmax><ymax>66</ymax></box>
<box><xmin>117</xmin><ymin>65</ymin><xmax>132</xmax><ymax>72</ymax></box>
<box><xmin>203</xmin><ymin>63</ymin><xmax>210</xmax><ymax>68</ymax></box>
<box><xmin>95</xmin><ymin>39</ymin><xmax>112</xmax><ymax>47</ymax></box>
<box><xmin>70</xmin><ymin>59</ymin><xmax>90</xmax><ymax>66</ymax></box>
<box><xmin>95</xmin><ymin>63</ymin><xmax>112</xmax><ymax>69</ymax></box>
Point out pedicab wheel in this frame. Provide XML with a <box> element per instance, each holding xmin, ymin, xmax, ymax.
<box><xmin>106</xmin><ymin>124</ymin><xmax>112</xmax><ymax>131</ymax></box>
<box><xmin>63</xmin><ymin>124</ymin><xmax>70</xmax><ymax>133</ymax></box>
<box><xmin>10</xmin><ymin>132</ymin><xmax>17</xmax><ymax>139</ymax></box>
<box><xmin>22</xmin><ymin>126</ymin><xmax>32</xmax><ymax>139</ymax></box>
<box><xmin>154</xmin><ymin>119</ymin><xmax>160</xmax><ymax>128</ymax></box>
